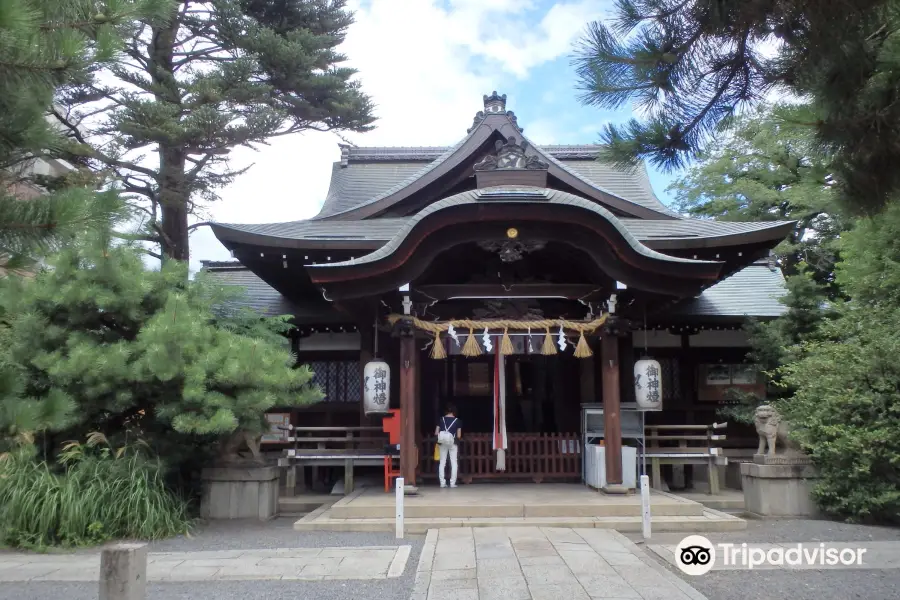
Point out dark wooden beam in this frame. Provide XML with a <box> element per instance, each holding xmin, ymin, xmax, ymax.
<box><xmin>416</xmin><ymin>283</ymin><xmax>604</xmax><ymax>301</ymax></box>
<box><xmin>602</xmin><ymin>334</ymin><xmax>623</xmax><ymax>485</ymax></box>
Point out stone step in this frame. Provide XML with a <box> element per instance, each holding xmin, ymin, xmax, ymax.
<box><xmin>294</xmin><ymin>508</ymin><xmax>746</xmax><ymax>534</ymax></box>
<box><xmin>330</xmin><ymin>500</ymin><xmax>704</xmax><ymax>519</ymax></box>
<box><xmin>277</xmin><ymin>494</ymin><xmax>333</xmax><ymax>516</ymax></box>
<box><xmin>673</xmin><ymin>490</ymin><xmax>746</xmax><ymax>512</ymax></box>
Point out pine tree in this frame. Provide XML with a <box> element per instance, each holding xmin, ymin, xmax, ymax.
<box><xmin>663</xmin><ymin>104</ymin><xmax>839</xmax><ymax>422</ymax></box>
<box><xmin>0</xmin><ymin>0</ymin><xmax>169</xmax><ymax>270</ymax></box>
<box><xmin>669</xmin><ymin>104</ymin><xmax>849</xmax><ymax>288</ymax></box>
<box><xmin>572</xmin><ymin>0</ymin><xmax>900</xmax><ymax>213</ymax></box>
<box><xmin>0</xmin><ymin>238</ymin><xmax>322</xmax><ymax>455</ymax></box>
<box><xmin>53</xmin><ymin>0</ymin><xmax>376</xmax><ymax>262</ymax></box>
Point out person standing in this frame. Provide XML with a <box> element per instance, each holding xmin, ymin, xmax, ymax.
<box><xmin>435</xmin><ymin>404</ymin><xmax>462</xmax><ymax>488</ymax></box>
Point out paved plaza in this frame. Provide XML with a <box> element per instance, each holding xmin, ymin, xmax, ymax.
<box><xmin>2</xmin><ymin>520</ymin><xmax>899</xmax><ymax>600</ymax></box>
<box><xmin>0</xmin><ymin>545</ymin><xmax>411</xmax><ymax>582</ymax></box>
<box><xmin>412</xmin><ymin>527</ymin><xmax>707</xmax><ymax>600</ymax></box>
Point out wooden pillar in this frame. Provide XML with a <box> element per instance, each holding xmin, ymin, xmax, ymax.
<box><xmin>359</xmin><ymin>324</ymin><xmax>373</xmax><ymax>426</ymax></box>
<box><xmin>602</xmin><ymin>334</ymin><xmax>623</xmax><ymax>485</ymax></box>
<box><xmin>399</xmin><ymin>328</ymin><xmax>418</xmax><ymax>484</ymax></box>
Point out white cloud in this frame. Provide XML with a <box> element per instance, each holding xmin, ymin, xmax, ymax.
<box><xmin>190</xmin><ymin>0</ymin><xmax>607</xmax><ymax>271</ymax></box>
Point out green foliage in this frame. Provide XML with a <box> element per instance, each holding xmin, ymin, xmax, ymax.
<box><xmin>56</xmin><ymin>0</ymin><xmax>375</xmax><ymax>261</ymax></box>
<box><xmin>572</xmin><ymin>0</ymin><xmax>900</xmax><ymax>213</ymax></box>
<box><xmin>0</xmin><ymin>238</ymin><xmax>322</xmax><ymax>450</ymax></box>
<box><xmin>0</xmin><ymin>0</ymin><xmax>168</xmax><ymax>269</ymax></box>
<box><xmin>0</xmin><ymin>433</ymin><xmax>191</xmax><ymax>548</ymax></box>
<box><xmin>779</xmin><ymin>306</ymin><xmax>900</xmax><ymax>522</ymax></box>
<box><xmin>669</xmin><ymin>104</ymin><xmax>847</xmax><ymax>284</ymax></box>
<box><xmin>666</xmin><ymin>104</ymin><xmax>840</xmax><ymax>422</ymax></box>
<box><xmin>776</xmin><ymin>202</ymin><xmax>900</xmax><ymax>522</ymax></box>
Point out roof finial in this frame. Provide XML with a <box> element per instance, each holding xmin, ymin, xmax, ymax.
<box><xmin>483</xmin><ymin>91</ymin><xmax>507</xmax><ymax>114</ymax></box>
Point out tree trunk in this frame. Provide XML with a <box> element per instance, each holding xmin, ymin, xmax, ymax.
<box><xmin>159</xmin><ymin>146</ymin><xmax>189</xmax><ymax>261</ymax></box>
<box><xmin>151</xmin><ymin>11</ymin><xmax>189</xmax><ymax>262</ymax></box>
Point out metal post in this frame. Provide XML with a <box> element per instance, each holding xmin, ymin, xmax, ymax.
<box><xmin>395</xmin><ymin>476</ymin><xmax>405</xmax><ymax>539</ymax></box>
<box><xmin>640</xmin><ymin>474</ymin><xmax>651</xmax><ymax>540</ymax></box>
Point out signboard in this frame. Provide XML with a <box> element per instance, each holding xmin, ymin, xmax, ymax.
<box><xmin>698</xmin><ymin>364</ymin><xmax>764</xmax><ymax>402</ymax></box>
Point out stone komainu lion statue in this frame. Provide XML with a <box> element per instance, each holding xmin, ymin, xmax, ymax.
<box><xmin>754</xmin><ymin>404</ymin><xmax>794</xmax><ymax>457</ymax></box>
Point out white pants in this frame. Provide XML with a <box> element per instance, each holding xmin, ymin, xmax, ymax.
<box><xmin>438</xmin><ymin>443</ymin><xmax>458</xmax><ymax>485</ymax></box>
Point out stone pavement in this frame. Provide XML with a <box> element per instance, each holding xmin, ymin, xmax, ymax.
<box><xmin>412</xmin><ymin>527</ymin><xmax>707</xmax><ymax>600</ymax></box>
<box><xmin>0</xmin><ymin>545</ymin><xmax>411</xmax><ymax>582</ymax></box>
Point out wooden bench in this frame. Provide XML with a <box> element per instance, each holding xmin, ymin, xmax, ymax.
<box><xmin>277</xmin><ymin>425</ymin><xmax>388</xmax><ymax>495</ymax></box>
<box><xmin>645</xmin><ymin>423</ymin><xmax>728</xmax><ymax>495</ymax></box>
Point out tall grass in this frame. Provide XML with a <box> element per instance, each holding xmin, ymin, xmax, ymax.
<box><xmin>0</xmin><ymin>433</ymin><xmax>192</xmax><ymax>548</ymax></box>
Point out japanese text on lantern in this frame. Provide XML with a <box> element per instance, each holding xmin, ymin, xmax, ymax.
<box><xmin>373</xmin><ymin>367</ymin><xmax>387</xmax><ymax>406</ymax></box>
<box><xmin>645</xmin><ymin>364</ymin><xmax>660</xmax><ymax>404</ymax></box>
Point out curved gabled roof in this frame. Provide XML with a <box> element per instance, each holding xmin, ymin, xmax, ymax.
<box><xmin>314</xmin><ymin>105</ymin><xmax>677</xmax><ymax>221</ymax></box>
<box><xmin>303</xmin><ymin>186</ymin><xmax>727</xmax><ymax>300</ymax></box>
<box><xmin>314</xmin><ymin>144</ymin><xmax>676</xmax><ymax>219</ymax></box>
<box><xmin>310</xmin><ymin>187</ymin><xmax>709</xmax><ymax>270</ymax></box>
<box><xmin>210</xmin><ymin>214</ymin><xmax>795</xmax><ymax>252</ymax></box>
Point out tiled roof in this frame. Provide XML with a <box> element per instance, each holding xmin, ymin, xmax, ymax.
<box><xmin>316</xmin><ymin>128</ymin><xmax>485</xmax><ymax>220</ymax></box>
<box><xmin>309</xmin><ymin>187</ymin><xmax>712</xmax><ymax>270</ymax></box>
<box><xmin>213</xmin><ymin>214</ymin><xmax>793</xmax><ymax>244</ymax></box>
<box><xmin>618</xmin><ymin>219</ymin><xmax>796</xmax><ymax>239</ymax></box>
<box><xmin>670</xmin><ymin>264</ymin><xmax>787</xmax><ymax>317</ymax></box>
<box><xmin>314</xmin><ymin>144</ymin><xmax>676</xmax><ymax>219</ymax></box>
<box><xmin>200</xmin><ymin>261</ymin><xmax>787</xmax><ymax>320</ymax></box>
<box><xmin>200</xmin><ymin>262</ymin><xmax>342</xmax><ymax>322</ymax></box>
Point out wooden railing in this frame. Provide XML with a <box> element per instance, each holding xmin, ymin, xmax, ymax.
<box><xmin>419</xmin><ymin>432</ymin><xmax>581</xmax><ymax>483</ymax></box>
<box><xmin>277</xmin><ymin>425</ymin><xmax>389</xmax><ymax>495</ymax></box>
<box><xmin>645</xmin><ymin>423</ymin><xmax>728</xmax><ymax>494</ymax></box>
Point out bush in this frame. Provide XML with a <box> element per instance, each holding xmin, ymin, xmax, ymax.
<box><xmin>0</xmin><ymin>433</ymin><xmax>191</xmax><ymax>548</ymax></box>
<box><xmin>776</xmin><ymin>204</ymin><xmax>900</xmax><ymax>523</ymax></box>
<box><xmin>779</xmin><ymin>307</ymin><xmax>900</xmax><ymax>522</ymax></box>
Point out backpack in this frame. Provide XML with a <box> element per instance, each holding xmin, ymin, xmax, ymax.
<box><xmin>438</xmin><ymin>417</ymin><xmax>457</xmax><ymax>446</ymax></box>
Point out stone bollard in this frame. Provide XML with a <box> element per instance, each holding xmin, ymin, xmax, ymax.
<box><xmin>99</xmin><ymin>542</ymin><xmax>148</xmax><ymax>600</ymax></box>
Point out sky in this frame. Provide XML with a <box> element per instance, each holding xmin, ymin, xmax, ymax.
<box><xmin>188</xmin><ymin>0</ymin><xmax>682</xmax><ymax>272</ymax></box>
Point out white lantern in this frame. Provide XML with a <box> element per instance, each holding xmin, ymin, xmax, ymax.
<box><xmin>363</xmin><ymin>360</ymin><xmax>391</xmax><ymax>415</ymax></box>
<box><xmin>634</xmin><ymin>358</ymin><xmax>663</xmax><ymax>410</ymax></box>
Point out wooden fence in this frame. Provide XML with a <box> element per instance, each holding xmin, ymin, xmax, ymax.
<box><xmin>419</xmin><ymin>432</ymin><xmax>581</xmax><ymax>483</ymax></box>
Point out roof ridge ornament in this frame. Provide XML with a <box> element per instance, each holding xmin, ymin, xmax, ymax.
<box><xmin>484</xmin><ymin>91</ymin><xmax>507</xmax><ymax>113</ymax></box>
<box><xmin>467</xmin><ymin>91</ymin><xmax>524</xmax><ymax>134</ymax></box>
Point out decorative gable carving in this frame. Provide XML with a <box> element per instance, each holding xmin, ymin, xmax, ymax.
<box><xmin>474</xmin><ymin>136</ymin><xmax>549</xmax><ymax>188</ymax></box>
<box><xmin>474</xmin><ymin>137</ymin><xmax>549</xmax><ymax>171</ymax></box>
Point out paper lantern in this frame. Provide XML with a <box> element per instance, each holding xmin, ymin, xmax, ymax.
<box><xmin>363</xmin><ymin>360</ymin><xmax>391</xmax><ymax>415</ymax></box>
<box><xmin>634</xmin><ymin>358</ymin><xmax>663</xmax><ymax>410</ymax></box>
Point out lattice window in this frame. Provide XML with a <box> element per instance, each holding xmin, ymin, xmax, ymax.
<box><xmin>307</xmin><ymin>361</ymin><xmax>361</xmax><ymax>403</ymax></box>
<box><xmin>659</xmin><ymin>358</ymin><xmax>682</xmax><ymax>401</ymax></box>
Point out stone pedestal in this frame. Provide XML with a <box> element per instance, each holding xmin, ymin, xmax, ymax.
<box><xmin>201</xmin><ymin>466</ymin><xmax>278</xmax><ymax>520</ymax></box>
<box><xmin>741</xmin><ymin>454</ymin><xmax>820</xmax><ymax>518</ymax></box>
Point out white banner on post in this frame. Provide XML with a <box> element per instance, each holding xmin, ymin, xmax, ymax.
<box><xmin>395</xmin><ymin>477</ymin><xmax>405</xmax><ymax>539</ymax></box>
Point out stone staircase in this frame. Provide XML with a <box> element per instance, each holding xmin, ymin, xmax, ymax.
<box><xmin>288</xmin><ymin>484</ymin><xmax>746</xmax><ymax>533</ymax></box>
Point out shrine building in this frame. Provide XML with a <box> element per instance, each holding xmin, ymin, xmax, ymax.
<box><xmin>205</xmin><ymin>92</ymin><xmax>792</xmax><ymax>492</ymax></box>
